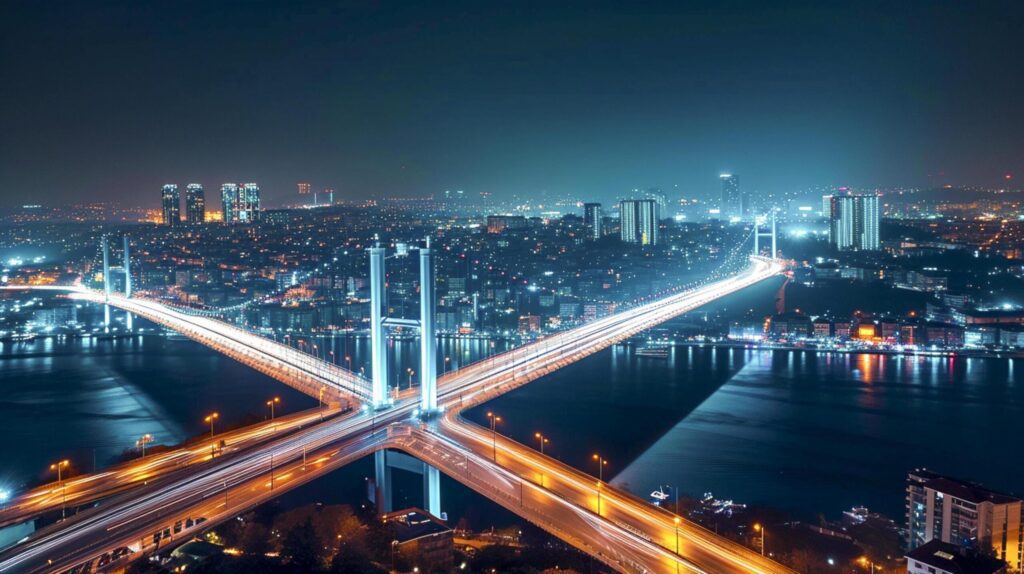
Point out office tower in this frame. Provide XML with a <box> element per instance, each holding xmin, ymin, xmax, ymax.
<box><xmin>583</xmin><ymin>202</ymin><xmax>603</xmax><ymax>239</ymax></box>
<box><xmin>829</xmin><ymin>193</ymin><xmax>880</xmax><ymax>251</ymax></box>
<box><xmin>906</xmin><ymin>469</ymin><xmax>1022</xmax><ymax>571</ymax></box>
<box><xmin>161</xmin><ymin>184</ymin><xmax>180</xmax><ymax>227</ymax></box>
<box><xmin>720</xmin><ymin>173</ymin><xmax>744</xmax><ymax>220</ymax></box>
<box><xmin>185</xmin><ymin>183</ymin><xmax>205</xmax><ymax>224</ymax></box>
<box><xmin>619</xmin><ymin>199</ymin><xmax>660</xmax><ymax>245</ymax></box>
<box><xmin>221</xmin><ymin>182</ymin><xmax>262</xmax><ymax>223</ymax></box>
<box><xmin>297</xmin><ymin>182</ymin><xmax>311</xmax><ymax>195</ymax></box>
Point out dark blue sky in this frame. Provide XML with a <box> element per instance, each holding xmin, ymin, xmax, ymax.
<box><xmin>1</xmin><ymin>1</ymin><xmax>1021</xmax><ymax>207</ymax></box>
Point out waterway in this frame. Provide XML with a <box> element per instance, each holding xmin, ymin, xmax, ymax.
<box><xmin>1</xmin><ymin>300</ymin><xmax>1022</xmax><ymax>524</ymax></box>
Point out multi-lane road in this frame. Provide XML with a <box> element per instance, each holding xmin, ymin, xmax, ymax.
<box><xmin>0</xmin><ymin>257</ymin><xmax>786</xmax><ymax>573</ymax></box>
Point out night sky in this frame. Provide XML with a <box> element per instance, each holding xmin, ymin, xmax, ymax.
<box><xmin>1</xmin><ymin>1</ymin><xmax>1021</xmax><ymax>208</ymax></box>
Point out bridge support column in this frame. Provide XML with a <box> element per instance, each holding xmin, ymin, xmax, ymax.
<box><xmin>424</xmin><ymin>464</ymin><xmax>441</xmax><ymax>517</ymax></box>
<box><xmin>771</xmin><ymin>210</ymin><xmax>777</xmax><ymax>259</ymax></box>
<box><xmin>418</xmin><ymin>240</ymin><xmax>437</xmax><ymax>414</ymax></box>
<box><xmin>369</xmin><ymin>247</ymin><xmax>389</xmax><ymax>408</ymax></box>
<box><xmin>373</xmin><ymin>450</ymin><xmax>443</xmax><ymax>519</ymax></box>
<box><xmin>373</xmin><ymin>450</ymin><xmax>393</xmax><ymax>513</ymax></box>
<box><xmin>753</xmin><ymin>219</ymin><xmax>759</xmax><ymax>256</ymax></box>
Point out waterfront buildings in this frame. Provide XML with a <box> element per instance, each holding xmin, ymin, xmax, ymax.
<box><xmin>185</xmin><ymin>184</ymin><xmax>205</xmax><ymax>224</ymax></box>
<box><xmin>620</xmin><ymin>198</ymin><xmax>660</xmax><ymax>245</ymax></box>
<box><xmin>906</xmin><ymin>470</ymin><xmax>1022</xmax><ymax>571</ymax></box>
<box><xmin>583</xmin><ymin>202</ymin><xmax>603</xmax><ymax>240</ymax></box>
<box><xmin>221</xmin><ymin>183</ymin><xmax>261</xmax><ymax>223</ymax></box>
<box><xmin>160</xmin><ymin>184</ymin><xmax>180</xmax><ymax>227</ymax></box>
<box><xmin>828</xmin><ymin>193</ymin><xmax>880</xmax><ymax>251</ymax></box>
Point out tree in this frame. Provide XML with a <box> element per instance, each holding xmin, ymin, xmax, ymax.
<box><xmin>281</xmin><ymin>517</ymin><xmax>324</xmax><ymax>572</ymax></box>
<box><xmin>330</xmin><ymin>541</ymin><xmax>384</xmax><ymax>574</ymax></box>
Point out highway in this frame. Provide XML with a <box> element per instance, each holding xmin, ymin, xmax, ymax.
<box><xmin>1</xmin><ymin>285</ymin><xmax>371</xmax><ymax>402</ymax></box>
<box><xmin>0</xmin><ymin>406</ymin><xmax>344</xmax><ymax>529</ymax></box>
<box><xmin>0</xmin><ymin>258</ymin><xmax>787</xmax><ymax>574</ymax></box>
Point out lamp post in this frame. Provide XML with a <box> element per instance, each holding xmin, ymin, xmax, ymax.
<box><xmin>204</xmin><ymin>412</ymin><xmax>219</xmax><ymax>439</ymax></box>
<box><xmin>136</xmin><ymin>434</ymin><xmax>154</xmax><ymax>458</ymax></box>
<box><xmin>534</xmin><ymin>432</ymin><xmax>548</xmax><ymax>455</ymax></box>
<box><xmin>859</xmin><ymin>557</ymin><xmax>876</xmax><ymax>574</ymax></box>
<box><xmin>407</xmin><ymin>368</ymin><xmax>414</xmax><ymax>389</ymax></box>
<box><xmin>753</xmin><ymin>523</ymin><xmax>765</xmax><ymax>556</ymax></box>
<box><xmin>486</xmin><ymin>412</ymin><xmax>501</xmax><ymax>461</ymax></box>
<box><xmin>267</xmin><ymin>397</ymin><xmax>280</xmax><ymax>420</ymax></box>
<box><xmin>592</xmin><ymin>454</ymin><xmax>608</xmax><ymax>515</ymax></box>
<box><xmin>444</xmin><ymin>356</ymin><xmax>451</xmax><ymax>374</ymax></box>
<box><xmin>50</xmin><ymin>460</ymin><xmax>70</xmax><ymax>520</ymax></box>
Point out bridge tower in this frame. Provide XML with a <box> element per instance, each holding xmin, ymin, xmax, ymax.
<box><xmin>100</xmin><ymin>235</ymin><xmax>133</xmax><ymax>330</ymax></box>
<box><xmin>373</xmin><ymin>450</ymin><xmax>443</xmax><ymax>519</ymax></box>
<box><xmin>753</xmin><ymin>210</ymin><xmax>778</xmax><ymax>259</ymax></box>
<box><xmin>367</xmin><ymin>240</ymin><xmax>439</xmax><ymax>413</ymax></box>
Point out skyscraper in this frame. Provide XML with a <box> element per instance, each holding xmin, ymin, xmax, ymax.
<box><xmin>583</xmin><ymin>202</ymin><xmax>602</xmax><ymax>240</ymax></box>
<box><xmin>221</xmin><ymin>182</ymin><xmax>262</xmax><ymax>224</ymax></box>
<box><xmin>719</xmin><ymin>174</ymin><xmax>744</xmax><ymax>220</ymax></box>
<box><xmin>185</xmin><ymin>183</ymin><xmax>205</xmax><ymax>224</ymax></box>
<box><xmin>619</xmin><ymin>199</ymin><xmax>660</xmax><ymax>245</ymax></box>
<box><xmin>297</xmin><ymin>182</ymin><xmax>311</xmax><ymax>196</ymax></box>
<box><xmin>160</xmin><ymin>184</ymin><xmax>180</xmax><ymax>227</ymax></box>
<box><xmin>829</xmin><ymin>193</ymin><xmax>880</xmax><ymax>251</ymax></box>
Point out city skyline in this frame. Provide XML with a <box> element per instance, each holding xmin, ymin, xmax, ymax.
<box><xmin>2</xmin><ymin>2</ymin><xmax>1022</xmax><ymax>208</ymax></box>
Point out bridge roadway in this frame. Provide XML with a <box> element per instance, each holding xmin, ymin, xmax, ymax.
<box><xmin>0</xmin><ymin>406</ymin><xmax>343</xmax><ymax>530</ymax></box>
<box><xmin>1</xmin><ymin>285</ymin><xmax>372</xmax><ymax>403</ymax></box>
<box><xmin>0</xmin><ymin>258</ymin><xmax>788</xmax><ymax>573</ymax></box>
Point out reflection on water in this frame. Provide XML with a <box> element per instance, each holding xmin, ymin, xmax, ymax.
<box><xmin>614</xmin><ymin>349</ymin><xmax>1024</xmax><ymax>519</ymax></box>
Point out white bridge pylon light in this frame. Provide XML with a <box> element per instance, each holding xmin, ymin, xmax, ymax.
<box><xmin>368</xmin><ymin>239</ymin><xmax>439</xmax><ymax>413</ymax></box>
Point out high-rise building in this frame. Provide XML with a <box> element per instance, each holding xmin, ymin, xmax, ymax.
<box><xmin>297</xmin><ymin>182</ymin><xmax>311</xmax><ymax>195</ymax></box>
<box><xmin>583</xmin><ymin>203</ymin><xmax>603</xmax><ymax>240</ymax></box>
<box><xmin>720</xmin><ymin>174</ymin><xmax>745</xmax><ymax>220</ymax></box>
<box><xmin>221</xmin><ymin>182</ymin><xmax>262</xmax><ymax>224</ymax></box>
<box><xmin>161</xmin><ymin>184</ymin><xmax>180</xmax><ymax>227</ymax></box>
<box><xmin>619</xmin><ymin>199</ymin><xmax>660</xmax><ymax>245</ymax></box>
<box><xmin>907</xmin><ymin>469</ymin><xmax>1022</xmax><ymax>571</ymax></box>
<box><xmin>185</xmin><ymin>183</ymin><xmax>205</xmax><ymax>224</ymax></box>
<box><xmin>829</xmin><ymin>193</ymin><xmax>880</xmax><ymax>251</ymax></box>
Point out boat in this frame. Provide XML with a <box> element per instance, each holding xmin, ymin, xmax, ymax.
<box><xmin>650</xmin><ymin>486</ymin><xmax>671</xmax><ymax>505</ymax></box>
<box><xmin>636</xmin><ymin>345</ymin><xmax>670</xmax><ymax>358</ymax></box>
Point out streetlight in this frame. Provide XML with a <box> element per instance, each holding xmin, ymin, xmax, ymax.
<box><xmin>204</xmin><ymin>412</ymin><xmax>219</xmax><ymax>438</ymax></box>
<box><xmin>345</xmin><ymin>355</ymin><xmax>353</xmax><ymax>370</ymax></box>
<box><xmin>444</xmin><ymin>356</ymin><xmax>451</xmax><ymax>374</ymax></box>
<box><xmin>534</xmin><ymin>432</ymin><xmax>549</xmax><ymax>455</ymax></box>
<box><xmin>407</xmin><ymin>368</ymin><xmax>415</xmax><ymax>389</ymax></box>
<box><xmin>136</xmin><ymin>434</ymin><xmax>154</xmax><ymax>458</ymax></box>
<box><xmin>50</xmin><ymin>460</ymin><xmax>70</xmax><ymax>520</ymax></box>
<box><xmin>486</xmin><ymin>412</ymin><xmax>501</xmax><ymax>461</ymax></box>
<box><xmin>858</xmin><ymin>557</ymin><xmax>876</xmax><ymax>574</ymax></box>
<box><xmin>753</xmin><ymin>523</ymin><xmax>765</xmax><ymax>556</ymax></box>
<box><xmin>267</xmin><ymin>397</ymin><xmax>280</xmax><ymax>420</ymax></box>
<box><xmin>592</xmin><ymin>454</ymin><xmax>608</xmax><ymax>515</ymax></box>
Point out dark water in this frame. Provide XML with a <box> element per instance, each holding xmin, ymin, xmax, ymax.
<box><xmin>2</xmin><ymin>303</ymin><xmax>1022</xmax><ymax>524</ymax></box>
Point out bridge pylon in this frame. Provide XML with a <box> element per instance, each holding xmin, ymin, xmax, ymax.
<box><xmin>753</xmin><ymin>210</ymin><xmax>778</xmax><ymax>259</ymax></box>
<box><xmin>100</xmin><ymin>234</ymin><xmax>133</xmax><ymax>330</ymax></box>
<box><xmin>367</xmin><ymin>239</ymin><xmax>439</xmax><ymax>413</ymax></box>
